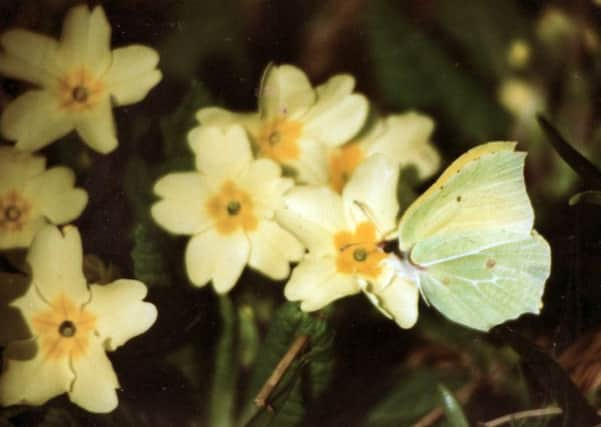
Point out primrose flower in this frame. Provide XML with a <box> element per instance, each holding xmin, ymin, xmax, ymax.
<box><xmin>0</xmin><ymin>225</ymin><xmax>157</xmax><ymax>413</ymax></box>
<box><xmin>328</xmin><ymin>112</ymin><xmax>440</xmax><ymax>193</ymax></box>
<box><xmin>151</xmin><ymin>125</ymin><xmax>304</xmax><ymax>293</ymax></box>
<box><xmin>0</xmin><ymin>5</ymin><xmax>162</xmax><ymax>153</ymax></box>
<box><xmin>0</xmin><ymin>146</ymin><xmax>87</xmax><ymax>249</ymax></box>
<box><xmin>195</xmin><ymin>64</ymin><xmax>368</xmax><ymax>184</ymax></box>
<box><xmin>276</xmin><ymin>154</ymin><xmax>419</xmax><ymax>328</ymax></box>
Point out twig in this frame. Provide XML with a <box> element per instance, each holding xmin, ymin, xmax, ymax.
<box><xmin>479</xmin><ymin>407</ymin><xmax>563</xmax><ymax>427</ymax></box>
<box><xmin>254</xmin><ymin>335</ymin><xmax>310</xmax><ymax>409</ymax></box>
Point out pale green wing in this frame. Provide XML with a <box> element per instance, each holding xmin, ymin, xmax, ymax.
<box><xmin>418</xmin><ymin>232</ymin><xmax>550</xmax><ymax>331</ymax></box>
<box><xmin>398</xmin><ymin>142</ymin><xmax>534</xmax><ymax>260</ymax></box>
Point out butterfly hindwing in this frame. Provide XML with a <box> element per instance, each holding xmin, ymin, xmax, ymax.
<box><xmin>418</xmin><ymin>232</ymin><xmax>550</xmax><ymax>331</ymax></box>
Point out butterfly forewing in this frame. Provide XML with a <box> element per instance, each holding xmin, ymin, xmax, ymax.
<box><xmin>398</xmin><ymin>143</ymin><xmax>533</xmax><ymax>255</ymax></box>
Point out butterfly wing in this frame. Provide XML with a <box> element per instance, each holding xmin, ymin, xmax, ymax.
<box><xmin>396</xmin><ymin>142</ymin><xmax>551</xmax><ymax>331</ymax></box>
<box><xmin>417</xmin><ymin>232</ymin><xmax>550</xmax><ymax>331</ymax></box>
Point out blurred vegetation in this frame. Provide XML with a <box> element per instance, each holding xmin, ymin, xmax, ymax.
<box><xmin>2</xmin><ymin>0</ymin><xmax>601</xmax><ymax>426</ymax></box>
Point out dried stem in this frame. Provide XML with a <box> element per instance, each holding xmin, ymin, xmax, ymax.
<box><xmin>479</xmin><ymin>407</ymin><xmax>563</xmax><ymax>427</ymax></box>
<box><xmin>254</xmin><ymin>335</ymin><xmax>310</xmax><ymax>409</ymax></box>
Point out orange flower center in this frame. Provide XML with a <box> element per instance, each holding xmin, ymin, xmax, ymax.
<box><xmin>334</xmin><ymin>222</ymin><xmax>386</xmax><ymax>279</ymax></box>
<box><xmin>31</xmin><ymin>294</ymin><xmax>96</xmax><ymax>361</ymax></box>
<box><xmin>0</xmin><ymin>190</ymin><xmax>31</xmax><ymax>232</ymax></box>
<box><xmin>329</xmin><ymin>144</ymin><xmax>365</xmax><ymax>193</ymax></box>
<box><xmin>206</xmin><ymin>180</ymin><xmax>258</xmax><ymax>235</ymax></box>
<box><xmin>255</xmin><ymin>118</ymin><xmax>302</xmax><ymax>162</ymax></box>
<box><xmin>58</xmin><ymin>66</ymin><xmax>105</xmax><ymax>111</ymax></box>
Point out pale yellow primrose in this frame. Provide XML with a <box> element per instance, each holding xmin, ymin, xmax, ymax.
<box><xmin>328</xmin><ymin>112</ymin><xmax>440</xmax><ymax>193</ymax></box>
<box><xmin>151</xmin><ymin>125</ymin><xmax>304</xmax><ymax>293</ymax></box>
<box><xmin>0</xmin><ymin>146</ymin><xmax>87</xmax><ymax>249</ymax></box>
<box><xmin>0</xmin><ymin>5</ymin><xmax>162</xmax><ymax>153</ymax></box>
<box><xmin>0</xmin><ymin>225</ymin><xmax>157</xmax><ymax>413</ymax></box>
<box><xmin>276</xmin><ymin>154</ymin><xmax>420</xmax><ymax>329</ymax></box>
<box><xmin>195</xmin><ymin>64</ymin><xmax>368</xmax><ymax>184</ymax></box>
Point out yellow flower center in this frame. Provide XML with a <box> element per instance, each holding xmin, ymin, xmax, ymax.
<box><xmin>255</xmin><ymin>118</ymin><xmax>302</xmax><ymax>162</ymax></box>
<box><xmin>206</xmin><ymin>180</ymin><xmax>258</xmax><ymax>235</ymax></box>
<box><xmin>334</xmin><ymin>222</ymin><xmax>386</xmax><ymax>278</ymax></box>
<box><xmin>0</xmin><ymin>190</ymin><xmax>31</xmax><ymax>232</ymax></box>
<box><xmin>31</xmin><ymin>294</ymin><xmax>97</xmax><ymax>361</ymax></box>
<box><xmin>329</xmin><ymin>144</ymin><xmax>365</xmax><ymax>193</ymax></box>
<box><xmin>58</xmin><ymin>66</ymin><xmax>105</xmax><ymax>111</ymax></box>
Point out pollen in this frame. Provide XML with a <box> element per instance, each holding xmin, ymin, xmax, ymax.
<box><xmin>328</xmin><ymin>144</ymin><xmax>364</xmax><ymax>193</ymax></box>
<box><xmin>58</xmin><ymin>66</ymin><xmax>105</xmax><ymax>112</ymax></box>
<box><xmin>206</xmin><ymin>180</ymin><xmax>258</xmax><ymax>235</ymax></box>
<box><xmin>0</xmin><ymin>190</ymin><xmax>31</xmax><ymax>232</ymax></box>
<box><xmin>334</xmin><ymin>222</ymin><xmax>386</xmax><ymax>278</ymax></box>
<box><xmin>255</xmin><ymin>118</ymin><xmax>302</xmax><ymax>162</ymax></box>
<box><xmin>31</xmin><ymin>293</ymin><xmax>96</xmax><ymax>361</ymax></box>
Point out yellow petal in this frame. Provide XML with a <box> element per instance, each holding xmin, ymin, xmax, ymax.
<box><xmin>303</xmin><ymin>94</ymin><xmax>368</xmax><ymax>146</ymax></box>
<box><xmin>195</xmin><ymin>107</ymin><xmax>261</xmax><ymax>135</ymax></box>
<box><xmin>185</xmin><ymin>228</ymin><xmax>250</xmax><ymax>292</ymax></box>
<box><xmin>0</xmin><ymin>216</ymin><xmax>46</xmax><ymax>250</ymax></box>
<box><xmin>367</xmin><ymin>275</ymin><xmax>419</xmax><ymax>329</ymax></box>
<box><xmin>0</xmin><ymin>30</ymin><xmax>61</xmax><ymax>86</ymax></box>
<box><xmin>151</xmin><ymin>172</ymin><xmax>213</xmax><ymax>235</ymax></box>
<box><xmin>74</xmin><ymin>98</ymin><xmax>117</xmax><ymax>153</ymax></box>
<box><xmin>248</xmin><ymin>220</ymin><xmax>304</xmax><ymax>280</ymax></box>
<box><xmin>276</xmin><ymin>186</ymin><xmax>345</xmax><ymax>256</ymax></box>
<box><xmin>0</xmin><ymin>147</ymin><xmax>45</xmax><ymax>193</ymax></box>
<box><xmin>284</xmin><ymin>256</ymin><xmax>358</xmax><ymax>311</ymax></box>
<box><xmin>285</xmin><ymin>136</ymin><xmax>328</xmax><ymax>184</ymax></box>
<box><xmin>24</xmin><ymin>167</ymin><xmax>88</xmax><ymax>224</ymax></box>
<box><xmin>259</xmin><ymin>64</ymin><xmax>316</xmax><ymax>120</ymax></box>
<box><xmin>342</xmin><ymin>154</ymin><xmax>399</xmax><ymax>235</ymax></box>
<box><xmin>367</xmin><ymin>113</ymin><xmax>439</xmax><ymax>180</ymax></box>
<box><xmin>68</xmin><ymin>335</ymin><xmax>119</xmax><ymax>413</ymax></box>
<box><xmin>188</xmin><ymin>125</ymin><xmax>252</xmax><ymax>179</ymax></box>
<box><xmin>238</xmin><ymin>158</ymin><xmax>290</xmax><ymax>217</ymax></box>
<box><xmin>0</xmin><ymin>339</ymin><xmax>73</xmax><ymax>407</ymax></box>
<box><xmin>302</xmin><ymin>74</ymin><xmax>368</xmax><ymax>146</ymax></box>
<box><xmin>104</xmin><ymin>46</ymin><xmax>162</xmax><ymax>106</ymax></box>
<box><xmin>26</xmin><ymin>225</ymin><xmax>89</xmax><ymax>305</ymax></box>
<box><xmin>59</xmin><ymin>5</ymin><xmax>111</xmax><ymax>74</ymax></box>
<box><xmin>87</xmin><ymin>280</ymin><xmax>157</xmax><ymax>351</ymax></box>
<box><xmin>1</xmin><ymin>90</ymin><xmax>73</xmax><ymax>152</ymax></box>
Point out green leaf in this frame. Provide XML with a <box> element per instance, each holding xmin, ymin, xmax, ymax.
<box><xmin>438</xmin><ymin>384</ymin><xmax>469</xmax><ymax>427</ymax></box>
<box><xmin>240</xmin><ymin>303</ymin><xmax>334</xmax><ymax>427</ymax></box>
<box><xmin>158</xmin><ymin>81</ymin><xmax>212</xmax><ymax>174</ymax></box>
<box><xmin>210</xmin><ymin>296</ymin><xmax>239</xmax><ymax>427</ymax></box>
<box><xmin>367</xmin><ymin>0</ymin><xmax>510</xmax><ymax>146</ymax></box>
<box><xmin>537</xmin><ymin>116</ymin><xmax>601</xmax><ymax>189</ymax></box>
<box><xmin>361</xmin><ymin>367</ymin><xmax>467</xmax><ymax>427</ymax></box>
<box><xmin>123</xmin><ymin>82</ymin><xmax>214</xmax><ymax>287</ymax></box>
<box><xmin>124</xmin><ymin>158</ymin><xmax>180</xmax><ymax>287</ymax></box>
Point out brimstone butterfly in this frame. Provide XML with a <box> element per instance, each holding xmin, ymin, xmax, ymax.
<box><xmin>371</xmin><ymin>142</ymin><xmax>551</xmax><ymax>332</ymax></box>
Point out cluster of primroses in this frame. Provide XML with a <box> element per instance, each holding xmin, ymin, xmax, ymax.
<box><xmin>0</xmin><ymin>5</ymin><xmax>160</xmax><ymax>413</ymax></box>
<box><xmin>0</xmin><ymin>2</ymin><xmax>443</xmax><ymax>416</ymax></box>
<box><xmin>152</xmin><ymin>64</ymin><xmax>440</xmax><ymax>329</ymax></box>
